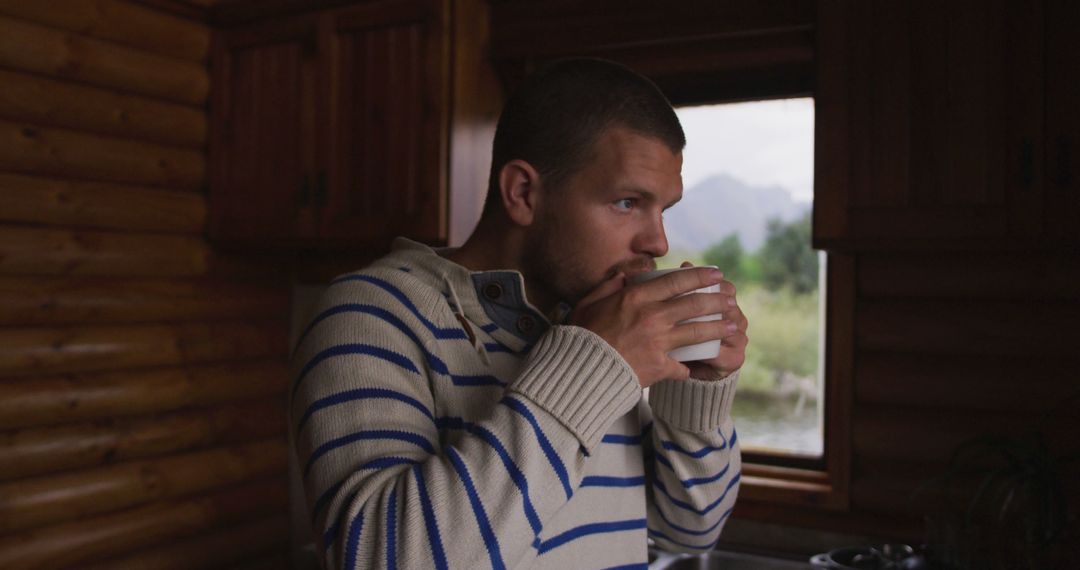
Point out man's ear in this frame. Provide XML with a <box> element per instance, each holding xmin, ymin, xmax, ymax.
<box><xmin>498</xmin><ymin>159</ymin><xmax>543</xmax><ymax>227</ymax></box>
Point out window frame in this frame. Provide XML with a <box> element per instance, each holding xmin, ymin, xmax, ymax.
<box><xmin>669</xmin><ymin>96</ymin><xmax>853</xmax><ymax>511</ymax></box>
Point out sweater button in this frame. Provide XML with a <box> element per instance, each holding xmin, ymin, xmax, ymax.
<box><xmin>483</xmin><ymin>282</ymin><xmax>503</xmax><ymax>300</ymax></box>
<box><xmin>516</xmin><ymin>315</ymin><xmax>535</xmax><ymax>334</ymax></box>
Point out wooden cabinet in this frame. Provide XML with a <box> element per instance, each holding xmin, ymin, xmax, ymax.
<box><xmin>209</xmin><ymin>0</ymin><xmax>449</xmax><ymax>249</ymax></box>
<box><xmin>1044</xmin><ymin>0</ymin><xmax>1080</xmax><ymax>245</ymax></box>
<box><xmin>814</xmin><ymin>0</ymin><xmax>1078</xmax><ymax>250</ymax></box>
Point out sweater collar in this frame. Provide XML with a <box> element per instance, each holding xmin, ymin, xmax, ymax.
<box><xmin>384</xmin><ymin>238</ymin><xmax>569</xmax><ymax>352</ymax></box>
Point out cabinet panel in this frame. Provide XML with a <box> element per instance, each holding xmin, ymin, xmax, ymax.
<box><xmin>210</xmin><ymin>22</ymin><xmax>320</xmax><ymax>245</ymax></box>
<box><xmin>815</xmin><ymin>0</ymin><xmax>1043</xmax><ymax>248</ymax></box>
<box><xmin>323</xmin><ymin>0</ymin><xmax>449</xmax><ymax>244</ymax></box>
<box><xmin>208</xmin><ymin>1</ymin><xmax>449</xmax><ymax>250</ymax></box>
<box><xmin>1045</xmin><ymin>0</ymin><xmax>1080</xmax><ymax>243</ymax></box>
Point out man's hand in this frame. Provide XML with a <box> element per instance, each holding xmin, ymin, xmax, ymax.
<box><xmin>568</xmin><ymin>266</ymin><xmax>733</xmax><ymax>388</ymax></box>
<box><xmin>677</xmin><ymin>262</ymin><xmax>748</xmax><ymax>381</ymax></box>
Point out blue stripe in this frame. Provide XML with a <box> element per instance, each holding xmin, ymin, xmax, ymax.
<box><xmin>654</xmin><ymin>448</ymin><xmax>674</xmax><ymax>472</ymax></box>
<box><xmin>323</xmin><ymin>521</ymin><xmax>339</xmax><ymax>551</ymax></box>
<box><xmin>730</xmin><ymin>428</ymin><xmax>738</xmax><ymax>446</ymax></box>
<box><xmin>654</xmin><ymin>499</ymin><xmax>733</xmax><ymax>536</ymax></box>
<box><xmin>413</xmin><ymin>464</ymin><xmax>448</xmax><ymax>570</ymax></box>
<box><xmin>436</xmin><ymin>416</ymin><xmax>542</xmax><ymax>535</ymax></box>
<box><xmin>296</xmin><ymin>387</ymin><xmax>433</xmax><ymax>435</ymax></box>
<box><xmin>659</xmin><ymin>438</ymin><xmax>726</xmax><ymax>458</ymax></box>
<box><xmin>501</xmin><ymin>396</ymin><xmax>573</xmax><ymax>500</ymax></box>
<box><xmin>680</xmin><ymin>462</ymin><xmax>731</xmax><ymax>488</ymax></box>
<box><xmin>653</xmin><ymin>448</ymin><xmax>732</xmax><ymax>489</ymax></box>
<box><xmin>386</xmin><ymin>487</ymin><xmax>398</xmax><ymax>570</ymax></box>
<box><xmin>653</xmin><ymin>472</ymin><xmax>741</xmax><ymax>516</ymax></box>
<box><xmin>483</xmin><ymin>342</ymin><xmax>515</xmax><ymax>354</ymax></box>
<box><xmin>342</xmin><ymin>510</ymin><xmax>364</xmax><ymax>569</ymax></box>
<box><xmin>397</xmin><ymin>266</ymin><xmax>411</xmax><ymax>272</ymax></box>
<box><xmin>581</xmin><ymin>475</ymin><xmax>646</xmax><ymax>487</ymax></box>
<box><xmin>451</xmin><ymin>374</ymin><xmax>506</xmax><ymax>387</ymax></box>
<box><xmin>480</xmin><ymin>323</ymin><xmax>499</xmax><ymax>333</ymax></box>
<box><xmin>535</xmin><ymin>519</ymin><xmax>647</xmax><ymax>554</ymax></box>
<box><xmin>648</xmin><ymin>529</ymin><xmax>717</xmax><ymax>552</ymax></box>
<box><xmin>292</xmin><ymin>343</ymin><xmax>419</xmax><ymax>400</ymax></box>
<box><xmin>310</xmin><ymin>481</ymin><xmax>344</xmax><ymax>524</ymax></box>
<box><xmin>447</xmin><ymin>447</ymin><xmax>506</xmax><ymax>570</ymax></box>
<box><xmin>304</xmin><ymin>430</ymin><xmax>434</xmax><ymax>480</ymax></box>
<box><xmin>294</xmin><ymin>303</ymin><xmax>466</xmax><ymax>360</ymax></box>
<box><xmin>293</xmin><ymin>303</ymin><xmax>504</xmax><ymax>392</ymax></box>
<box><xmin>601</xmin><ymin>565</ymin><xmax>649</xmax><ymax>570</ymax></box>
<box><xmin>331</xmin><ymin>275</ymin><xmax>470</xmax><ymax>339</ymax></box>
<box><xmin>311</xmin><ymin>457</ymin><xmax>415</xmax><ymax>529</ymax></box>
<box><xmin>602</xmin><ymin>433</ymin><xmax>642</xmax><ymax>445</ymax></box>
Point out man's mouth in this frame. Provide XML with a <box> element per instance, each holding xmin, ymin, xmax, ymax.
<box><xmin>607</xmin><ymin>257</ymin><xmax>657</xmax><ymax>280</ymax></box>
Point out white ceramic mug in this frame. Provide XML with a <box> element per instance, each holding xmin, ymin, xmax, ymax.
<box><xmin>629</xmin><ymin>265</ymin><xmax>723</xmax><ymax>362</ymax></box>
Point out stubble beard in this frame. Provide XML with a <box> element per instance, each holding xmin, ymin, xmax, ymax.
<box><xmin>522</xmin><ymin>223</ymin><xmax>658</xmax><ymax>308</ymax></box>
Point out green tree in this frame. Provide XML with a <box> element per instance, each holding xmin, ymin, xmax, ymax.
<box><xmin>759</xmin><ymin>211</ymin><xmax>818</xmax><ymax>293</ymax></box>
<box><xmin>702</xmin><ymin>233</ymin><xmax>744</xmax><ymax>282</ymax></box>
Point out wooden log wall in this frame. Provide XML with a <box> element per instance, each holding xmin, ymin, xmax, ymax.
<box><xmin>846</xmin><ymin>251</ymin><xmax>1080</xmax><ymax>525</ymax></box>
<box><xmin>0</xmin><ymin>1</ymin><xmax>292</xmax><ymax>568</ymax></box>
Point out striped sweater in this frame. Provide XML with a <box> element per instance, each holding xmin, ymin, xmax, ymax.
<box><xmin>289</xmin><ymin>238</ymin><xmax>741</xmax><ymax>569</ymax></box>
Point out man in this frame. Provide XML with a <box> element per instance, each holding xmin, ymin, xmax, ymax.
<box><xmin>290</xmin><ymin>58</ymin><xmax>749</xmax><ymax>569</ymax></box>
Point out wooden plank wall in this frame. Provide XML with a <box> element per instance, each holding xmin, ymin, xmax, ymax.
<box><xmin>848</xmin><ymin>250</ymin><xmax>1080</xmax><ymax>528</ymax></box>
<box><xmin>0</xmin><ymin>1</ymin><xmax>292</xmax><ymax>568</ymax></box>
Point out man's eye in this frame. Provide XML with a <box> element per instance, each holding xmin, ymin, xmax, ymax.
<box><xmin>614</xmin><ymin>198</ymin><xmax>635</xmax><ymax>210</ymax></box>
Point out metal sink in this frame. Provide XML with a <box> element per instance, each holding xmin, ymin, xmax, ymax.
<box><xmin>649</xmin><ymin>549</ymin><xmax>813</xmax><ymax>570</ymax></box>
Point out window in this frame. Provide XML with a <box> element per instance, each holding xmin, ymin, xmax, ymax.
<box><xmin>662</xmin><ymin>98</ymin><xmax>823</xmax><ymax>463</ymax></box>
<box><xmin>659</xmin><ymin>96</ymin><xmax>852</xmax><ymax>510</ymax></box>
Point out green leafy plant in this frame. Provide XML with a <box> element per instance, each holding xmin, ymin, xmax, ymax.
<box><xmin>915</xmin><ymin>396</ymin><xmax>1079</xmax><ymax>569</ymax></box>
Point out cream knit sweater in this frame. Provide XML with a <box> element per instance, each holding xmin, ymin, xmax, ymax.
<box><xmin>289</xmin><ymin>238</ymin><xmax>741</xmax><ymax>569</ymax></box>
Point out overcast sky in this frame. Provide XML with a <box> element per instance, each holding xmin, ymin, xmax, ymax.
<box><xmin>675</xmin><ymin>97</ymin><xmax>815</xmax><ymax>203</ymax></box>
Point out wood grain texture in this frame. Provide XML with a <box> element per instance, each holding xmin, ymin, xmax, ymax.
<box><xmin>855</xmin><ymin>352</ymin><xmax>1078</xmax><ymax>413</ymax></box>
<box><xmin>0</xmin><ymin>321</ymin><xmax>287</xmax><ymax>378</ymax></box>
<box><xmin>0</xmin><ymin>0</ymin><xmax>210</xmax><ymax>62</ymax></box>
<box><xmin>0</xmin><ymin>227</ymin><xmax>211</xmax><ymax>277</ymax></box>
<box><xmin>0</xmin><ymin>120</ymin><xmax>205</xmax><ymax>190</ymax></box>
<box><xmin>0</xmin><ymin>361</ymin><xmax>287</xmax><ymax>430</ymax></box>
<box><xmin>0</xmin><ymin>438</ymin><xmax>286</xmax><ymax>533</ymax></box>
<box><xmin>0</xmin><ymin>275</ymin><xmax>287</xmax><ymax>326</ymax></box>
<box><xmin>0</xmin><ymin>70</ymin><xmax>206</xmax><ymax>148</ymax></box>
<box><xmin>856</xmin><ymin>299</ymin><xmax>1080</xmax><ymax>355</ymax></box>
<box><xmin>83</xmin><ymin>516</ymin><xmax>289</xmax><ymax>570</ymax></box>
<box><xmin>0</xmin><ymin>173</ymin><xmax>206</xmax><ymax>233</ymax></box>
<box><xmin>0</xmin><ymin>477</ymin><xmax>286</xmax><ymax>569</ymax></box>
<box><xmin>858</xmin><ymin>251</ymin><xmax>1080</xmax><ymax>300</ymax></box>
<box><xmin>0</xmin><ymin>398</ymin><xmax>285</xmax><ymax>481</ymax></box>
<box><xmin>0</xmin><ymin>16</ymin><xmax>208</xmax><ymax>105</ymax></box>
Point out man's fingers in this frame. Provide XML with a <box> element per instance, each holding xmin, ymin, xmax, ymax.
<box><xmin>667</xmin><ymin>319</ymin><xmax>731</xmax><ymax>349</ymax></box>
<box><xmin>664</xmin><ymin>292</ymin><xmax>731</xmax><ymax>323</ymax></box>
<box><xmin>639</xmin><ymin>267</ymin><xmax>723</xmax><ymax>303</ymax></box>
<box><xmin>663</xmin><ymin>359</ymin><xmax>691</xmax><ymax>383</ymax></box>
<box><xmin>578</xmin><ymin>271</ymin><xmax>626</xmax><ymax>308</ymax></box>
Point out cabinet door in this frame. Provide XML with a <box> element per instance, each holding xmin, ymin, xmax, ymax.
<box><xmin>210</xmin><ymin>18</ymin><xmax>321</xmax><ymax>245</ymax></box>
<box><xmin>322</xmin><ymin>0</ymin><xmax>450</xmax><ymax>244</ymax></box>
<box><xmin>814</xmin><ymin>0</ymin><xmax>1043</xmax><ymax>249</ymax></box>
<box><xmin>1045</xmin><ymin>0</ymin><xmax>1080</xmax><ymax>244</ymax></box>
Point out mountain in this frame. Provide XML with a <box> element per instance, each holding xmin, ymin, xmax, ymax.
<box><xmin>664</xmin><ymin>173</ymin><xmax>810</xmax><ymax>253</ymax></box>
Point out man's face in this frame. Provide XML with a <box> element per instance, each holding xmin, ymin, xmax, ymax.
<box><xmin>523</xmin><ymin>126</ymin><xmax>683</xmax><ymax>306</ymax></box>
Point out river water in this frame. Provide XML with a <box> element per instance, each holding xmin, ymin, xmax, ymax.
<box><xmin>731</xmin><ymin>396</ymin><xmax>822</xmax><ymax>456</ymax></box>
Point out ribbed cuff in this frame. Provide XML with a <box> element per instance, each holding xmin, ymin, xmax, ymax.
<box><xmin>510</xmin><ymin>326</ymin><xmax>641</xmax><ymax>452</ymax></box>
<box><xmin>648</xmin><ymin>370</ymin><xmax>739</xmax><ymax>433</ymax></box>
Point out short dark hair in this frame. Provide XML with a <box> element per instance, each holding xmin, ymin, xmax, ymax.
<box><xmin>482</xmin><ymin>58</ymin><xmax>685</xmax><ymax>217</ymax></box>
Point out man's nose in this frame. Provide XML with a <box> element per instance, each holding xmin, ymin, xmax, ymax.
<box><xmin>635</xmin><ymin>215</ymin><xmax>669</xmax><ymax>258</ymax></box>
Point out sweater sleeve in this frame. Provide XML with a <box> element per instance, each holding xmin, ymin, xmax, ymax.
<box><xmin>642</xmin><ymin>371</ymin><xmax>741</xmax><ymax>553</ymax></box>
<box><xmin>289</xmin><ymin>280</ymin><xmax>641</xmax><ymax>570</ymax></box>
